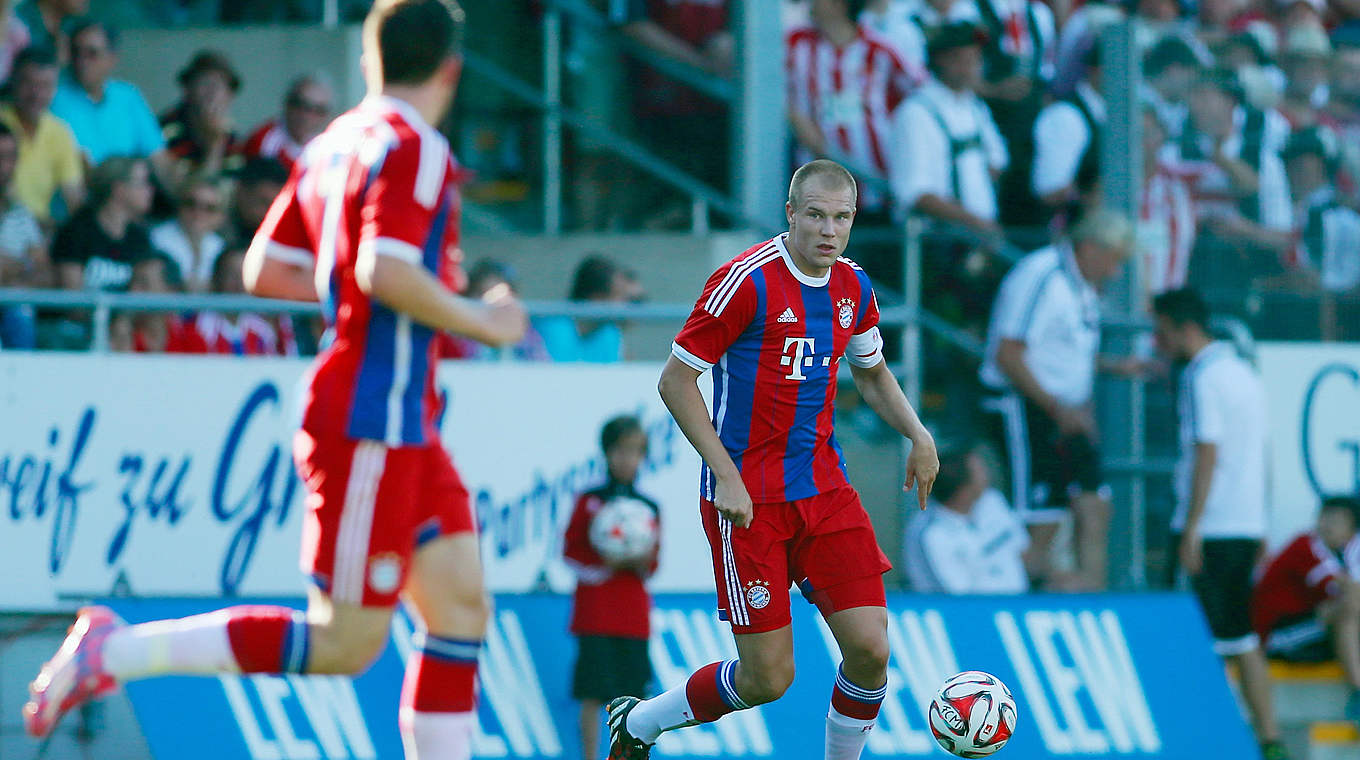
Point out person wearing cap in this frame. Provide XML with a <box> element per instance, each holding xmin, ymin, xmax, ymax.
<box><xmin>1141</xmin><ymin>36</ymin><xmax>1202</xmax><ymax>139</ymax></box>
<box><xmin>0</xmin><ymin>45</ymin><xmax>84</xmax><ymax>225</ymax></box>
<box><xmin>1278</xmin><ymin>25</ymin><xmax>1332</xmax><ymax>129</ymax></box>
<box><xmin>857</xmin><ymin>0</ymin><xmax>981</xmax><ymax>72</ymax></box>
<box><xmin>889</xmin><ymin>21</ymin><xmax>1006</xmax><ymax>235</ymax></box>
<box><xmin>159</xmin><ymin>49</ymin><xmax>245</xmax><ymax>182</ymax></box>
<box><xmin>1179</xmin><ymin>67</ymin><xmax>1292</xmax><ymax>283</ymax></box>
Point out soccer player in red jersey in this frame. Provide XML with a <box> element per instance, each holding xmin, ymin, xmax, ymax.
<box><xmin>22</xmin><ymin>3</ymin><xmax>527</xmax><ymax>758</ymax></box>
<box><xmin>606</xmin><ymin>159</ymin><xmax>939</xmax><ymax>760</ymax></box>
<box><xmin>1251</xmin><ymin>496</ymin><xmax>1360</xmax><ymax>722</ymax></box>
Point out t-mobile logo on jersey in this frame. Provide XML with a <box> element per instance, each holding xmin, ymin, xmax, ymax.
<box><xmin>780</xmin><ymin>337</ymin><xmax>833</xmax><ymax>381</ymax></box>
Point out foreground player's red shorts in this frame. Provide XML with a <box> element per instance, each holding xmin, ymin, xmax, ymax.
<box><xmin>293</xmin><ymin>430</ymin><xmax>476</xmax><ymax>607</ymax></box>
<box><xmin>700</xmin><ymin>485</ymin><xmax>891</xmax><ymax>634</ymax></box>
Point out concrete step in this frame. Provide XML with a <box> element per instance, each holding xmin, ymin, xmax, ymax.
<box><xmin>1307</xmin><ymin>722</ymin><xmax>1360</xmax><ymax>760</ymax></box>
<box><xmin>1272</xmin><ymin>662</ymin><xmax>1352</xmax><ymax>724</ymax></box>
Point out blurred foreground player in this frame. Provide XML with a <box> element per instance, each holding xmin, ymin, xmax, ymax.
<box><xmin>607</xmin><ymin>160</ymin><xmax>939</xmax><ymax>760</ymax></box>
<box><xmin>22</xmin><ymin>3</ymin><xmax>527</xmax><ymax>758</ymax></box>
<box><xmin>564</xmin><ymin>415</ymin><xmax>660</xmax><ymax>760</ymax></box>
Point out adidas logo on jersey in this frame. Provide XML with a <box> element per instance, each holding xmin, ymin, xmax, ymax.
<box><xmin>777</xmin><ymin>308</ymin><xmax>798</xmax><ymax>323</ymax></box>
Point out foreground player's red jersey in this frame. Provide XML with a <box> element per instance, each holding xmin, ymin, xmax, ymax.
<box><xmin>1251</xmin><ymin>533</ymin><xmax>1347</xmax><ymax>637</ymax></box>
<box><xmin>672</xmin><ymin>234</ymin><xmax>885</xmax><ymax>503</ymax></box>
<box><xmin>254</xmin><ymin>95</ymin><xmax>466</xmax><ymax>447</ymax></box>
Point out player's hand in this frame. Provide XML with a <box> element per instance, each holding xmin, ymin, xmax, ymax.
<box><xmin>479</xmin><ymin>285</ymin><xmax>527</xmax><ymax>346</ymax></box>
<box><xmin>1179</xmin><ymin>531</ymin><xmax>1204</xmax><ymax>576</ymax></box>
<box><xmin>903</xmin><ymin>433</ymin><xmax>939</xmax><ymax>511</ymax></box>
<box><xmin>714</xmin><ymin>474</ymin><xmax>754</xmax><ymax>529</ymax></box>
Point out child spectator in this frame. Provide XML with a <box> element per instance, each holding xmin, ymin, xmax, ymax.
<box><xmin>115</xmin><ymin>252</ymin><xmax>193</xmax><ymax>353</ymax></box>
<box><xmin>562</xmin><ymin>415</ymin><xmax>660</xmax><ymax>760</ymax></box>
<box><xmin>1252</xmin><ymin>496</ymin><xmax>1360</xmax><ymax>724</ymax></box>
<box><xmin>150</xmin><ymin>176</ymin><xmax>226</xmax><ymax>293</ymax></box>
<box><xmin>179</xmin><ymin>247</ymin><xmax>297</xmax><ymax>356</ymax></box>
<box><xmin>439</xmin><ymin>259</ymin><xmax>549</xmax><ymax>361</ymax></box>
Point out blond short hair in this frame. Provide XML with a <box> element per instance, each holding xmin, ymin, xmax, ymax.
<box><xmin>788</xmin><ymin>159</ymin><xmax>857</xmax><ymax>209</ymax></box>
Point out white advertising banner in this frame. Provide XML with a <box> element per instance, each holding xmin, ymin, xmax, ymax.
<box><xmin>0</xmin><ymin>354</ymin><xmax>712</xmax><ymax>610</ymax></box>
<box><xmin>1257</xmin><ymin>342</ymin><xmax>1360</xmax><ymax>549</ymax></box>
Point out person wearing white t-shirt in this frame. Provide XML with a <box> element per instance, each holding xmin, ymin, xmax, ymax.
<box><xmin>979</xmin><ymin>209</ymin><xmax>1135</xmax><ymax>591</ymax></box>
<box><xmin>903</xmin><ymin>444</ymin><xmax>1043</xmax><ymax>593</ymax></box>
<box><xmin>1152</xmin><ymin>287</ymin><xmax>1284</xmax><ymax>757</ymax></box>
<box><xmin>889</xmin><ymin>21</ymin><xmax>1007</xmax><ymax>235</ymax></box>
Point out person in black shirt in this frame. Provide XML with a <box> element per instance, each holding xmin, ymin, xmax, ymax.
<box><xmin>53</xmin><ymin>155</ymin><xmax>154</xmax><ymax>291</ymax></box>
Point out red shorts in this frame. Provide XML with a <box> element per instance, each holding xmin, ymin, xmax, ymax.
<box><xmin>293</xmin><ymin>430</ymin><xmax>476</xmax><ymax>607</ymax></box>
<box><xmin>700</xmin><ymin>485</ymin><xmax>891</xmax><ymax>634</ymax></box>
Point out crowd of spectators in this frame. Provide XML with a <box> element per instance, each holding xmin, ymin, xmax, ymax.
<box><xmin>0</xmin><ymin>0</ymin><xmax>340</xmax><ymax>355</ymax></box>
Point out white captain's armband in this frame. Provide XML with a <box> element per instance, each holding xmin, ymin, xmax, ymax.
<box><xmin>845</xmin><ymin>326</ymin><xmax>884</xmax><ymax>368</ymax></box>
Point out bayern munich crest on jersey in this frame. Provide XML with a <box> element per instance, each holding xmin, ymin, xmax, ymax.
<box><xmin>368</xmin><ymin>554</ymin><xmax>403</xmax><ymax>595</ymax></box>
<box><xmin>745</xmin><ymin>580</ymin><xmax>771</xmax><ymax>609</ymax></box>
<box><xmin>837</xmin><ymin>298</ymin><xmax>855</xmax><ymax>329</ymax></box>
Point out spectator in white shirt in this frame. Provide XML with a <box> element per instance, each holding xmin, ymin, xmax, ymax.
<box><xmin>150</xmin><ymin>176</ymin><xmax>226</xmax><ymax>293</ymax></box>
<box><xmin>890</xmin><ymin>21</ymin><xmax>1007</xmax><ymax>235</ymax></box>
<box><xmin>979</xmin><ymin>209</ymin><xmax>1137</xmax><ymax>591</ymax></box>
<box><xmin>1151</xmin><ymin>286</ymin><xmax>1284</xmax><ymax>757</ymax></box>
<box><xmin>1141</xmin><ymin>36</ymin><xmax>1201</xmax><ymax>139</ymax></box>
<box><xmin>1031</xmin><ymin>46</ymin><xmax>1105</xmax><ymax>223</ymax></box>
<box><xmin>903</xmin><ymin>443</ymin><xmax>1033</xmax><ymax>594</ymax></box>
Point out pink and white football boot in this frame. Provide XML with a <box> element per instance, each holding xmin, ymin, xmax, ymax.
<box><xmin>23</xmin><ymin>606</ymin><xmax>123</xmax><ymax>737</ymax></box>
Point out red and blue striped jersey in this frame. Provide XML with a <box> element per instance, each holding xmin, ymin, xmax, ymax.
<box><xmin>671</xmin><ymin>234</ymin><xmax>885</xmax><ymax>503</ymax></box>
<box><xmin>253</xmin><ymin>95</ymin><xmax>466</xmax><ymax>447</ymax></box>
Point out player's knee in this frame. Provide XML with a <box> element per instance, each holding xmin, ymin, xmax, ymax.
<box><xmin>740</xmin><ymin>660</ymin><xmax>795</xmax><ymax>705</ymax></box>
<box><xmin>308</xmin><ymin>616</ymin><xmax>391</xmax><ymax>675</ymax></box>
<box><xmin>842</xmin><ymin>635</ymin><xmax>890</xmax><ymax>680</ymax></box>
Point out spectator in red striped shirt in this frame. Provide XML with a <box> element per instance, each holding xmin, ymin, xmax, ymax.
<box><xmin>243</xmin><ymin>74</ymin><xmax>334</xmax><ymax>174</ymax></box>
<box><xmin>1251</xmin><ymin>496</ymin><xmax>1360</xmax><ymax>724</ymax></box>
<box><xmin>178</xmin><ymin>247</ymin><xmax>297</xmax><ymax>356</ymax></box>
<box><xmin>787</xmin><ymin>0</ymin><xmax>922</xmax><ymax>211</ymax></box>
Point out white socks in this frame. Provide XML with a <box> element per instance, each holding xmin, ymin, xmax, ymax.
<box><xmin>101</xmin><ymin>611</ymin><xmax>239</xmax><ymax>682</ymax></box>
<box><xmin>825</xmin><ymin>708</ymin><xmax>876</xmax><ymax>760</ymax></box>
<box><xmin>626</xmin><ymin>684</ymin><xmax>701</xmax><ymax>745</ymax></box>
<box><xmin>399</xmin><ymin>710</ymin><xmax>474</xmax><ymax>760</ymax></box>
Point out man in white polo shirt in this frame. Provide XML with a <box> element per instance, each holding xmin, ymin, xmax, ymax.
<box><xmin>903</xmin><ymin>442</ymin><xmax>1035</xmax><ymax>594</ymax></box>
<box><xmin>1152</xmin><ymin>287</ymin><xmax>1284</xmax><ymax>759</ymax></box>
<box><xmin>979</xmin><ymin>208</ymin><xmax>1133</xmax><ymax>591</ymax></box>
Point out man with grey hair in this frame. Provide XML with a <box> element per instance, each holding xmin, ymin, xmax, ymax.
<box><xmin>979</xmin><ymin>208</ymin><xmax>1134</xmax><ymax>591</ymax></box>
<box><xmin>243</xmin><ymin>73</ymin><xmax>334</xmax><ymax>172</ymax></box>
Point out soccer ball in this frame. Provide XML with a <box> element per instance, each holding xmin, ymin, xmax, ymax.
<box><xmin>928</xmin><ymin>671</ymin><xmax>1018</xmax><ymax>758</ymax></box>
<box><xmin>588</xmin><ymin>497</ymin><xmax>659</xmax><ymax>564</ymax></box>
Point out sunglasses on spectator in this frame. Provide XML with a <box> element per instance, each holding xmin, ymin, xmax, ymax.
<box><xmin>73</xmin><ymin>45</ymin><xmax>107</xmax><ymax>59</ymax></box>
<box><xmin>287</xmin><ymin>97</ymin><xmax>330</xmax><ymax>115</ymax></box>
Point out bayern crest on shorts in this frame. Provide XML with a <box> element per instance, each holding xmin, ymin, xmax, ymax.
<box><xmin>745</xmin><ymin>580</ymin><xmax>771</xmax><ymax>609</ymax></box>
<box><xmin>837</xmin><ymin>298</ymin><xmax>855</xmax><ymax>329</ymax></box>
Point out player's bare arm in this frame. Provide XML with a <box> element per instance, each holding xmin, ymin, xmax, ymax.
<box><xmin>657</xmin><ymin>355</ymin><xmax>754</xmax><ymax>528</ymax></box>
<box><xmin>356</xmin><ymin>251</ymin><xmax>527</xmax><ymax>347</ymax></box>
<box><xmin>848</xmin><ymin>359</ymin><xmax>939</xmax><ymax>509</ymax></box>
<box><xmin>242</xmin><ymin>241</ymin><xmax>320</xmax><ymax>303</ymax></box>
